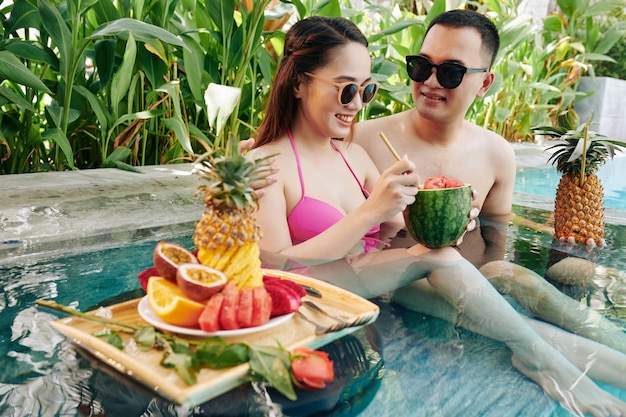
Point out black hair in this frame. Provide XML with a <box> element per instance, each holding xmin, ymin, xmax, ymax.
<box><xmin>426</xmin><ymin>9</ymin><xmax>500</xmax><ymax>68</ymax></box>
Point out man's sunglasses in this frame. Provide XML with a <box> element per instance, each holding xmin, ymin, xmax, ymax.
<box><xmin>405</xmin><ymin>55</ymin><xmax>488</xmax><ymax>89</ymax></box>
<box><xmin>305</xmin><ymin>72</ymin><xmax>379</xmax><ymax>105</ymax></box>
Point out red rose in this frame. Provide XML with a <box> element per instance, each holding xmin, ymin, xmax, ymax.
<box><xmin>290</xmin><ymin>347</ymin><xmax>334</xmax><ymax>390</ymax></box>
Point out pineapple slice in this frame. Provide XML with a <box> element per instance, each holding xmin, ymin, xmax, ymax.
<box><xmin>192</xmin><ymin>144</ymin><xmax>273</xmax><ymax>289</ymax></box>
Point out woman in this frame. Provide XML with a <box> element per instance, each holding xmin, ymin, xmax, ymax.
<box><xmin>250</xmin><ymin>16</ymin><xmax>626</xmax><ymax>417</ymax></box>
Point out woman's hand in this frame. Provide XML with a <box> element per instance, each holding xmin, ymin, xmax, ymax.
<box><xmin>364</xmin><ymin>156</ymin><xmax>419</xmax><ymax>223</ymax></box>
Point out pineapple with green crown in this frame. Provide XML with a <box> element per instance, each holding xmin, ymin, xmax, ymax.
<box><xmin>192</xmin><ymin>142</ymin><xmax>273</xmax><ymax>289</ymax></box>
<box><xmin>534</xmin><ymin>118</ymin><xmax>625</xmax><ymax>244</ymax></box>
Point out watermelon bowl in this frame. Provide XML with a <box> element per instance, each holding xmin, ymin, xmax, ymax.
<box><xmin>403</xmin><ymin>184</ymin><xmax>472</xmax><ymax>249</ymax></box>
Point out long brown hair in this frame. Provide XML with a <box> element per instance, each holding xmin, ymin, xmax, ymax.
<box><xmin>253</xmin><ymin>16</ymin><xmax>368</xmax><ymax>148</ymax></box>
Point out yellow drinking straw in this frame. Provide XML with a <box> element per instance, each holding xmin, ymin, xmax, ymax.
<box><xmin>378</xmin><ymin>131</ymin><xmax>401</xmax><ymax>161</ymax></box>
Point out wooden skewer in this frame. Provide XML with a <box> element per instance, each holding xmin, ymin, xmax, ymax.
<box><xmin>378</xmin><ymin>131</ymin><xmax>401</xmax><ymax>161</ymax></box>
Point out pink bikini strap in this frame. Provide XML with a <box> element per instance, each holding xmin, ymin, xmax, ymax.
<box><xmin>288</xmin><ymin>130</ymin><xmax>306</xmax><ymax>196</ymax></box>
<box><xmin>329</xmin><ymin>140</ymin><xmax>368</xmax><ymax>193</ymax></box>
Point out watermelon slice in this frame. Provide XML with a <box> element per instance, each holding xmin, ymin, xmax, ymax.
<box><xmin>219</xmin><ymin>283</ymin><xmax>240</xmax><ymax>330</ymax></box>
<box><xmin>198</xmin><ymin>292</ymin><xmax>224</xmax><ymax>332</ymax></box>
<box><xmin>237</xmin><ymin>287</ymin><xmax>254</xmax><ymax>328</ymax></box>
<box><xmin>251</xmin><ymin>287</ymin><xmax>272</xmax><ymax>327</ymax></box>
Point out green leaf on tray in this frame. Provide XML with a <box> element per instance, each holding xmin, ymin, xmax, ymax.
<box><xmin>94</xmin><ymin>329</ymin><xmax>124</xmax><ymax>350</ymax></box>
<box><xmin>162</xmin><ymin>351</ymin><xmax>197</xmax><ymax>385</ymax></box>
<box><xmin>248</xmin><ymin>344</ymin><xmax>296</xmax><ymax>401</ymax></box>
<box><xmin>196</xmin><ymin>337</ymin><xmax>250</xmax><ymax>369</ymax></box>
<box><xmin>134</xmin><ymin>327</ymin><xmax>156</xmax><ymax>351</ymax></box>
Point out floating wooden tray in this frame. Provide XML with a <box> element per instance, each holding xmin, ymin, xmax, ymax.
<box><xmin>48</xmin><ymin>268</ymin><xmax>379</xmax><ymax>407</ymax></box>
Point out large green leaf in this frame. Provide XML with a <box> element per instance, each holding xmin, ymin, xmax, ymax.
<box><xmin>181</xmin><ymin>34</ymin><xmax>205</xmax><ymax>103</ymax></box>
<box><xmin>312</xmin><ymin>0</ymin><xmax>341</xmax><ymax>17</ymax></box>
<box><xmin>0</xmin><ymin>85</ymin><xmax>35</xmax><ymax>112</ymax></box>
<box><xmin>41</xmin><ymin>128</ymin><xmax>76</xmax><ymax>170</ymax></box>
<box><xmin>90</xmin><ymin>18</ymin><xmax>184</xmax><ymax>47</ymax></box>
<box><xmin>3</xmin><ymin>40</ymin><xmax>59</xmax><ymax>68</ymax></box>
<box><xmin>102</xmin><ymin>146</ymin><xmax>131</xmax><ymax>167</ymax></box>
<box><xmin>45</xmin><ymin>105</ymin><xmax>81</xmax><ymax>128</ymax></box>
<box><xmin>90</xmin><ymin>0</ymin><xmax>121</xmax><ymax>25</ymax></box>
<box><xmin>109</xmin><ymin>109</ymin><xmax>164</xmax><ymax>132</ymax></box>
<box><xmin>425</xmin><ymin>0</ymin><xmax>446</xmax><ymax>24</ymax></box>
<box><xmin>38</xmin><ymin>0</ymin><xmax>71</xmax><ymax>77</ymax></box>
<box><xmin>73</xmin><ymin>85</ymin><xmax>111</xmax><ymax>135</ymax></box>
<box><xmin>368</xmin><ymin>20</ymin><xmax>421</xmax><ymax>44</ymax></box>
<box><xmin>94</xmin><ymin>39</ymin><xmax>117</xmax><ymax>88</ymax></box>
<box><xmin>102</xmin><ymin>147</ymin><xmax>144</xmax><ymax>173</ymax></box>
<box><xmin>592</xmin><ymin>25</ymin><xmax>626</xmax><ymax>55</ymax></box>
<box><xmin>0</xmin><ymin>51</ymin><xmax>52</xmax><ymax>93</ymax></box>
<box><xmin>163</xmin><ymin>117</ymin><xmax>193</xmax><ymax>155</ymax></box>
<box><xmin>138</xmin><ymin>45</ymin><xmax>168</xmax><ymax>90</ymax></box>
<box><xmin>205</xmin><ymin>0</ymin><xmax>234</xmax><ymax>37</ymax></box>
<box><xmin>111</xmin><ymin>32</ymin><xmax>137</xmax><ymax>115</ymax></box>
<box><xmin>4</xmin><ymin>0</ymin><xmax>40</xmax><ymax>34</ymax></box>
<box><xmin>156</xmin><ymin>81</ymin><xmax>183</xmax><ymax>120</ymax></box>
<box><xmin>584</xmin><ymin>0</ymin><xmax>625</xmax><ymax>17</ymax></box>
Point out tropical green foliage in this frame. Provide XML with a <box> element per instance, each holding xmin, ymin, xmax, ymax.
<box><xmin>1</xmin><ymin>0</ymin><xmax>625</xmax><ymax>173</ymax></box>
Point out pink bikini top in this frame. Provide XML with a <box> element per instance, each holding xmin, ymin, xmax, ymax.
<box><xmin>286</xmin><ymin>130</ymin><xmax>382</xmax><ymax>254</ymax></box>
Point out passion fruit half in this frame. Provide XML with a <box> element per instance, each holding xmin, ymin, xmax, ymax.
<box><xmin>176</xmin><ymin>263</ymin><xmax>228</xmax><ymax>302</ymax></box>
<box><xmin>153</xmin><ymin>241</ymin><xmax>198</xmax><ymax>282</ymax></box>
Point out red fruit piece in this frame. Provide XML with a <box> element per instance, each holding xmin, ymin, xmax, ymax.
<box><xmin>263</xmin><ymin>275</ymin><xmax>307</xmax><ymax>297</ymax></box>
<box><xmin>444</xmin><ymin>177</ymin><xmax>465</xmax><ymax>188</ymax></box>
<box><xmin>137</xmin><ymin>267</ymin><xmax>158</xmax><ymax>291</ymax></box>
<box><xmin>251</xmin><ymin>287</ymin><xmax>272</xmax><ymax>327</ymax></box>
<box><xmin>264</xmin><ymin>282</ymin><xmax>303</xmax><ymax>317</ymax></box>
<box><xmin>237</xmin><ymin>288</ymin><xmax>254</xmax><ymax>328</ymax></box>
<box><xmin>199</xmin><ymin>292</ymin><xmax>224</xmax><ymax>332</ymax></box>
<box><xmin>423</xmin><ymin>175</ymin><xmax>448</xmax><ymax>189</ymax></box>
<box><xmin>220</xmin><ymin>283</ymin><xmax>240</xmax><ymax>330</ymax></box>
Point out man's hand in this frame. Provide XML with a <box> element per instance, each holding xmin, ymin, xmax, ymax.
<box><xmin>455</xmin><ymin>189</ymin><xmax>480</xmax><ymax>246</ymax></box>
<box><xmin>557</xmin><ymin>235</ymin><xmax>606</xmax><ymax>249</ymax></box>
<box><xmin>239</xmin><ymin>138</ymin><xmax>278</xmax><ymax>199</ymax></box>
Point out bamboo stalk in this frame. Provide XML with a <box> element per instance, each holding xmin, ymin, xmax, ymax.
<box><xmin>580</xmin><ymin>121</ymin><xmax>588</xmax><ymax>188</ymax></box>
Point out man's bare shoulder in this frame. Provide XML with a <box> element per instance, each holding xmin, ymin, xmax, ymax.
<box><xmin>467</xmin><ymin>123</ymin><xmax>513</xmax><ymax>154</ymax></box>
<box><xmin>354</xmin><ymin>110</ymin><xmax>413</xmax><ymax>144</ymax></box>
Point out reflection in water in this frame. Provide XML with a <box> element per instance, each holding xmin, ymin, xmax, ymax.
<box><xmin>1</xmin><ymin>206</ymin><xmax>625</xmax><ymax>416</ymax></box>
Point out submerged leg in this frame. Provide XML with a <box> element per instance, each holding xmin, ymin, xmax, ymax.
<box><xmin>523</xmin><ymin>315</ymin><xmax>626</xmax><ymax>390</ymax></box>
<box><xmin>393</xmin><ymin>248</ymin><xmax>626</xmax><ymax>417</ymax></box>
<box><xmin>480</xmin><ymin>260</ymin><xmax>626</xmax><ymax>354</ymax></box>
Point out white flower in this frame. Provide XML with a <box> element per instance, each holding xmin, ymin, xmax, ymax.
<box><xmin>204</xmin><ymin>83</ymin><xmax>241</xmax><ymax>135</ymax></box>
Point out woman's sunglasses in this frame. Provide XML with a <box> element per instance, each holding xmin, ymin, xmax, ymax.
<box><xmin>305</xmin><ymin>72</ymin><xmax>379</xmax><ymax>105</ymax></box>
<box><xmin>405</xmin><ymin>55</ymin><xmax>488</xmax><ymax>89</ymax></box>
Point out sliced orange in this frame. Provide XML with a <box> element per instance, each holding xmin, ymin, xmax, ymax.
<box><xmin>147</xmin><ymin>276</ymin><xmax>206</xmax><ymax>328</ymax></box>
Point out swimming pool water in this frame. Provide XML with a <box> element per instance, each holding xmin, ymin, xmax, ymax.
<box><xmin>515</xmin><ymin>155</ymin><xmax>626</xmax><ymax>210</ymax></box>
<box><xmin>1</xmin><ymin>208</ymin><xmax>626</xmax><ymax>416</ymax></box>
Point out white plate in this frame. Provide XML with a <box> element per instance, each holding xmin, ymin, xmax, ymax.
<box><xmin>137</xmin><ymin>296</ymin><xmax>294</xmax><ymax>338</ymax></box>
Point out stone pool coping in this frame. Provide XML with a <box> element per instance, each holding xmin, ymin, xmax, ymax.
<box><xmin>1</xmin><ymin>142</ymin><xmax>620</xmax><ymax>262</ymax></box>
<box><xmin>0</xmin><ymin>164</ymin><xmax>203</xmax><ymax>263</ymax></box>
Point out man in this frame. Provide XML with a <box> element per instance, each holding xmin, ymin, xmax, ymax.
<box><xmin>355</xmin><ymin>8</ymin><xmax>626</xmax><ymax>353</ymax></box>
<box><xmin>354</xmin><ymin>9</ymin><xmax>514</xmax><ymax>267</ymax></box>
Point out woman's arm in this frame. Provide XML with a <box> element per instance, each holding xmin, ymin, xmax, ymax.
<box><xmin>252</xmin><ymin>146</ymin><xmax>418</xmax><ymax>260</ymax></box>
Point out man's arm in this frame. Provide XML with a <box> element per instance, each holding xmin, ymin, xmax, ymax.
<box><xmin>480</xmin><ymin>136</ymin><xmax>516</xmax><ymax>219</ymax></box>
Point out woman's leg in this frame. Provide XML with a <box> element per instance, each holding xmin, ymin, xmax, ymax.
<box><xmin>480</xmin><ymin>260</ymin><xmax>626</xmax><ymax>354</ymax></box>
<box><xmin>393</xmin><ymin>247</ymin><xmax>626</xmax><ymax>417</ymax></box>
